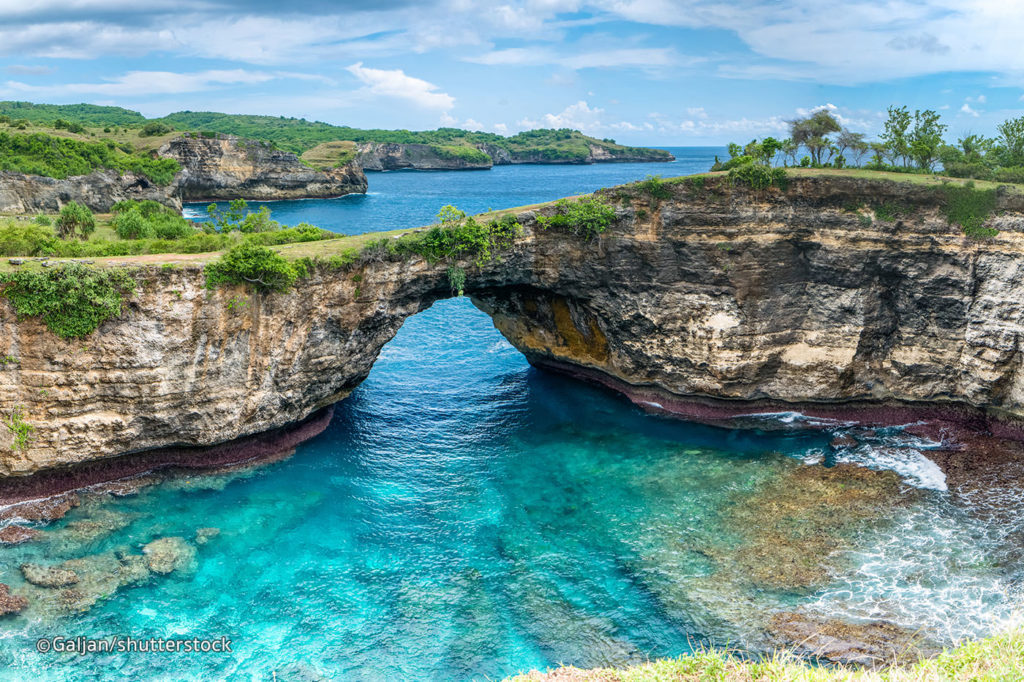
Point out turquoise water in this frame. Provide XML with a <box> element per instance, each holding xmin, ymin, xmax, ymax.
<box><xmin>1</xmin><ymin>150</ymin><xmax>1022</xmax><ymax>679</ymax></box>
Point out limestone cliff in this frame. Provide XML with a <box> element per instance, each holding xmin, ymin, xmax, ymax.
<box><xmin>478</xmin><ymin>142</ymin><xmax>674</xmax><ymax>165</ymax></box>
<box><xmin>355</xmin><ymin>141</ymin><xmax>673</xmax><ymax>171</ymax></box>
<box><xmin>159</xmin><ymin>134</ymin><xmax>368</xmax><ymax>201</ymax></box>
<box><xmin>0</xmin><ymin>170</ymin><xmax>181</xmax><ymax>214</ymax></box>
<box><xmin>355</xmin><ymin>142</ymin><xmax>492</xmax><ymax>171</ymax></box>
<box><xmin>3</xmin><ymin>174</ymin><xmax>1024</xmax><ymax>484</ymax></box>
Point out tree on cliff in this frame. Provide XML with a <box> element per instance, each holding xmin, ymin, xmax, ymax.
<box><xmin>882</xmin><ymin>105</ymin><xmax>912</xmax><ymax>168</ymax></box>
<box><xmin>788</xmin><ymin>110</ymin><xmax>841</xmax><ymax>166</ymax></box>
<box><xmin>997</xmin><ymin>115</ymin><xmax>1024</xmax><ymax>167</ymax></box>
<box><xmin>908</xmin><ymin>109</ymin><xmax>947</xmax><ymax>171</ymax></box>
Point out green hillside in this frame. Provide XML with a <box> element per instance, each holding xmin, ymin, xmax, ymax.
<box><xmin>0</xmin><ymin>101</ymin><xmax>145</xmax><ymax>127</ymax></box>
<box><xmin>0</xmin><ymin>102</ymin><xmax>672</xmax><ymax>162</ymax></box>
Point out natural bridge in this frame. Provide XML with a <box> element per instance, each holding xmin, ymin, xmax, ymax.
<box><xmin>3</xmin><ymin>173</ymin><xmax>1024</xmax><ymax>497</ymax></box>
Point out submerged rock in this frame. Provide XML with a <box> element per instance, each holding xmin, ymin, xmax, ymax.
<box><xmin>0</xmin><ymin>493</ymin><xmax>80</xmax><ymax>523</ymax></box>
<box><xmin>195</xmin><ymin>527</ymin><xmax>220</xmax><ymax>545</ymax></box>
<box><xmin>21</xmin><ymin>563</ymin><xmax>79</xmax><ymax>588</ymax></box>
<box><xmin>768</xmin><ymin>611</ymin><xmax>940</xmax><ymax>666</ymax></box>
<box><xmin>710</xmin><ymin>463</ymin><xmax>907</xmax><ymax>591</ymax></box>
<box><xmin>0</xmin><ymin>584</ymin><xmax>28</xmax><ymax>616</ymax></box>
<box><xmin>0</xmin><ymin>525</ymin><xmax>41</xmax><ymax>545</ymax></box>
<box><xmin>142</xmin><ymin>536</ymin><xmax>196</xmax><ymax>574</ymax></box>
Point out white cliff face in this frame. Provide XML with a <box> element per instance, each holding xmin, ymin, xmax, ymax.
<box><xmin>2</xmin><ymin>176</ymin><xmax>1024</xmax><ymax>479</ymax></box>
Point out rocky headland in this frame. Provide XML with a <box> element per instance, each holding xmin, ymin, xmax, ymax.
<box><xmin>0</xmin><ymin>133</ymin><xmax>368</xmax><ymax>214</ymax></box>
<box><xmin>161</xmin><ymin>133</ymin><xmax>367</xmax><ymax>201</ymax></box>
<box><xmin>2</xmin><ymin>173</ymin><xmax>1024</xmax><ymax>492</ymax></box>
<box><xmin>354</xmin><ymin>140</ymin><xmax>673</xmax><ymax>171</ymax></box>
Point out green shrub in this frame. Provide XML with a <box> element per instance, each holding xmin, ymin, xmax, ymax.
<box><xmin>636</xmin><ymin>174</ymin><xmax>673</xmax><ymax>200</ymax></box>
<box><xmin>56</xmin><ymin>201</ymin><xmax>95</xmax><ymax>240</ymax></box>
<box><xmin>0</xmin><ymin>222</ymin><xmax>57</xmax><ymax>256</ymax></box>
<box><xmin>113</xmin><ymin>207</ymin><xmax>151</xmax><ymax>239</ymax></box>
<box><xmin>729</xmin><ymin>163</ymin><xmax>788</xmax><ymax>190</ymax></box>
<box><xmin>942</xmin><ymin>183</ymin><xmax>999</xmax><ymax>238</ymax></box>
<box><xmin>5</xmin><ymin>405</ymin><xmax>33</xmax><ymax>451</ymax></box>
<box><xmin>716</xmin><ymin>155</ymin><xmax>754</xmax><ymax>172</ymax></box>
<box><xmin>537</xmin><ymin>196</ymin><xmax>615</xmax><ymax>240</ymax></box>
<box><xmin>944</xmin><ymin>161</ymin><xmax>992</xmax><ymax>180</ymax></box>
<box><xmin>33</xmin><ymin>214</ymin><xmax>51</xmax><ymax>226</ymax></box>
<box><xmin>204</xmin><ymin>241</ymin><xmax>300</xmax><ymax>293</ymax></box>
<box><xmin>140</xmin><ymin>121</ymin><xmax>172</xmax><ymax>137</ymax></box>
<box><xmin>993</xmin><ymin>166</ymin><xmax>1024</xmax><ymax>184</ymax></box>
<box><xmin>0</xmin><ymin>263</ymin><xmax>137</xmax><ymax>338</ymax></box>
<box><xmin>446</xmin><ymin>265</ymin><xmax>466</xmax><ymax>295</ymax></box>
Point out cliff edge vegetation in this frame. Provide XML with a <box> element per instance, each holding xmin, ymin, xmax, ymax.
<box><xmin>507</xmin><ymin>626</ymin><xmax>1024</xmax><ymax>681</ymax></box>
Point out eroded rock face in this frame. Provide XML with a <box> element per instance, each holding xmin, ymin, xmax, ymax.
<box><xmin>3</xmin><ymin>176</ymin><xmax>1024</xmax><ymax>482</ymax></box>
<box><xmin>0</xmin><ymin>170</ymin><xmax>180</xmax><ymax>213</ymax></box>
<box><xmin>159</xmin><ymin>134</ymin><xmax>368</xmax><ymax>201</ymax></box>
<box><xmin>356</xmin><ymin>142</ymin><xmax>492</xmax><ymax>170</ymax></box>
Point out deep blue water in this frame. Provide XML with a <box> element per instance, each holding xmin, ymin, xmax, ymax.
<box><xmin>1</xmin><ymin>149</ymin><xmax>1022</xmax><ymax>680</ymax></box>
<box><xmin>184</xmin><ymin>147</ymin><xmax>724</xmax><ymax>232</ymax></box>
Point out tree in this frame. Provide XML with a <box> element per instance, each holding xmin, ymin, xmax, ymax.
<box><xmin>868</xmin><ymin>141</ymin><xmax>889</xmax><ymax>167</ymax></box>
<box><xmin>882</xmin><ymin>105</ymin><xmax>912</xmax><ymax>167</ymax></box>
<box><xmin>760</xmin><ymin>137</ymin><xmax>784</xmax><ymax>166</ymax></box>
<box><xmin>908</xmin><ymin>109</ymin><xmax>947</xmax><ymax>170</ymax></box>
<box><xmin>788</xmin><ymin>109</ymin><xmax>841</xmax><ymax>166</ymax></box>
<box><xmin>997</xmin><ymin>115</ymin><xmax>1024</xmax><ymax>167</ymax></box>
<box><xmin>835</xmin><ymin>129</ymin><xmax>868</xmax><ymax>166</ymax></box>
<box><xmin>56</xmin><ymin>201</ymin><xmax>95</xmax><ymax>240</ymax></box>
<box><xmin>727</xmin><ymin>142</ymin><xmax>743</xmax><ymax>159</ymax></box>
<box><xmin>780</xmin><ymin>138</ymin><xmax>799</xmax><ymax>166</ymax></box>
<box><xmin>958</xmin><ymin>134</ymin><xmax>994</xmax><ymax>164</ymax></box>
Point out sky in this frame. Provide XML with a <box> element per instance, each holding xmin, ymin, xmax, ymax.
<box><xmin>0</xmin><ymin>0</ymin><xmax>1022</xmax><ymax>145</ymax></box>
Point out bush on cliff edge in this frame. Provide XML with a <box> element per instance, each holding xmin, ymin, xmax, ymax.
<box><xmin>204</xmin><ymin>241</ymin><xmax>302</xmax><ymax>293</ymax></box>
<box><xmin>0</xmin><ymin>263</ymin><xmax>137</xmax><ymax>338</ymax></box>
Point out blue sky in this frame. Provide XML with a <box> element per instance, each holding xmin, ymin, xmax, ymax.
<box><xmin>0</xmin><ymin>0</ymin><xmax>1022</xmax><ymax>145</ymax></box>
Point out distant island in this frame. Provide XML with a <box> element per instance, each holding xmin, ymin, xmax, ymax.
<box><xmin>0</xmin><ymin>101</ymin><xmax>674</xmax><ymax>171</ymax></box>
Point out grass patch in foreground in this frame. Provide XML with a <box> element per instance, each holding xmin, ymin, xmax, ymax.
<box><xmin>506</xmin><ymin>626</ymin><xmax>1024</xmax><ymax>681</ymax></box>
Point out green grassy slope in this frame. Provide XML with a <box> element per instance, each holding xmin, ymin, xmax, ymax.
<box><xmin>0</xmin><ymin>101</ymin><xmax>672</xmax><ymax>160</ymax></box>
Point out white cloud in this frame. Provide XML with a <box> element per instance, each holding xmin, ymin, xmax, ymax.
<box><xmin>541</xmin><ymin>100</ymin><xmax>605</xmax><ymax>131</ymax></box>
<box><xmin>961</xmin><ymin>102</ymin><xmax>980</xmax><ymax>117</ymax></box>
<box><xmin>1</xmin><ymin>69</ymin><xmax>278</xmax><ymax>96</ymax></box>
<box><xmin>346</xmin><ymin>62</ymin><xmax>454</xmax><ymax>110</ymax></box>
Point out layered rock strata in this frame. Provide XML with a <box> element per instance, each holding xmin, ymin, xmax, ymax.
<box><xmin>2</xmin><ymin>175</ymin><xmax>1024</xmax><ymax>486</ymax></box>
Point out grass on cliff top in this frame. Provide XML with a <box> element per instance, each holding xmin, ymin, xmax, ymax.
<box><xmin>2</xmin><ymin>167</ymin><xmax>1019</xmax><ymax>276</ymax></box>
<box><xmin>507</xmin><ymin>626</ymin><xmax>1024</xmax><ymax>682</ymax></box>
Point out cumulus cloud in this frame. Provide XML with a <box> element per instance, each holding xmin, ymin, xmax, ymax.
<box><xmin>961</xmin><ymin>102</ymin><xmax>980</xmax><ymax>117</ymax></box>
<box><xmin>540</xmin><ymin>100</ymin><xmax>605</xmax><ymax>131</ymax></box>
<box><xmin>346</xmin><ymin>62</ymin><xmax>454</xmax><ymax>110</ymax></box>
